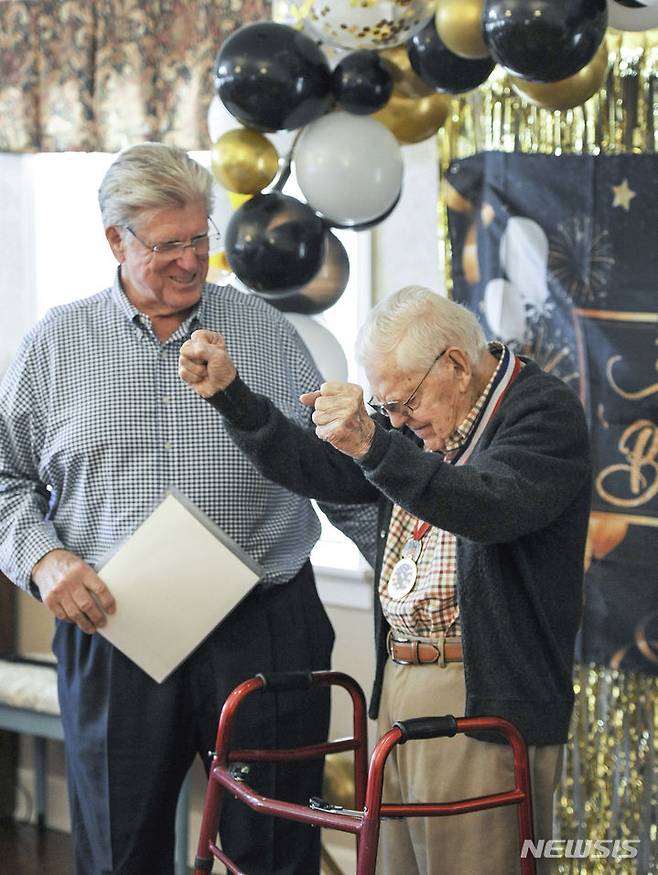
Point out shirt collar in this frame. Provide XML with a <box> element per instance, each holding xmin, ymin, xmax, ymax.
<box><xmin>110</xmin><ymin>268</ymin><xmax>205</xmax><ymax>340</ymax></box>
<box><xmin>444</xmin><ymin>342</ymin><xmax>506</xmax><ymax>454</ymax></box>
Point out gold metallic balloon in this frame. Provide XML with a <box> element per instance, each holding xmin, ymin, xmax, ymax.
<box><xmin>379</xmin><ymin>45</ymin><xmax>434</xmax><ymax>99</ymax></box>
<box><xmin>210</xmin><ymin>129</ymin><xmax>279</xmax><ymax>195</ymax></box>
<box><xmin>435</xmin><ymin>0</ymin><xmax>489</xmax><ymax>60</ymax></box>
<box><xmin>373</xmin><ymin>91</ymin><xmax>451</xmax><ymax>144</ymax></box>
<box><xmin>509</xmin><ymin>40</ymin><xmax>610</xmax><ymax>112</ymax></box>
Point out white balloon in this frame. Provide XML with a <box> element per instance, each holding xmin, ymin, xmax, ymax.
<box><xmin>483</xmin><ymin>278</ymin><xmax>527</xmax><ymax>342</ymax></box>
<box><xmin>499</xmin><ymin>217</ymin><xmax>550</xmax><ymax>311</ymax></box>
<box><xmin>283</xmin><ymin>313</ymin><xmax>349</xmax><ymax>382</ymax></box>
<box><xmin>294</xmin><ymin>112</ymin><xmax>403</xmax><ymax>227</ymax></box>
<box><xmin>607</xmin><ymin>1</ymin><xmax>658</xmax><ymax>30</ymax></box>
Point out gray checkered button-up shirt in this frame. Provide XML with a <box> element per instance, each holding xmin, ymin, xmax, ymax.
<box><xmin>0</xmin><ymin>275</ymin><xmax>375</xmax><ymax>593</ymax></box>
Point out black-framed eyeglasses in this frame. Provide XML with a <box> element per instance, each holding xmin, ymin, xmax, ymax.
<box><xmin>125</xmin><ymin>217</ymin><xmax>222</xmax><ymax>259</ymax></box>
<box><xmin>368</xmin><ymin>349</ymin><xmax>447</xmax><ymax>419</ymax></box>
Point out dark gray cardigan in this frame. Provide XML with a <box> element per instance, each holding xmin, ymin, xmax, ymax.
<box><xmin>210</xmin><ymin>360</ymin><xmax>592</xmax><ymax>745</ymax></box>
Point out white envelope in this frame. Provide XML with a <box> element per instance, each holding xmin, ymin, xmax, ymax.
<box><xmin>97</xmin><ymin>488</ymin><xmax>263</xmax><ymax>683</ymax></box>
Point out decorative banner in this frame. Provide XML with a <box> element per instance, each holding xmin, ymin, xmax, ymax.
<box><xmin>446</xmin><ymin>150</ymin><xmax>658</xmax><ymax>675</ymax></box>
<box><xmin>437</xmin><ymin>33</ymin><xmax>658</xmax><ymax>870</ymax></box>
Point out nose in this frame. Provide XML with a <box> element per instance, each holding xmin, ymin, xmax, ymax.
<box><xmin>176</xmin><ymin>244</ymin><xmax>202</xmax><ymax>270</ymax></box>
<box><xmin>388</xmin><ymin>410</ymin><xmax>409</xmax><ymax>428</ymax></box>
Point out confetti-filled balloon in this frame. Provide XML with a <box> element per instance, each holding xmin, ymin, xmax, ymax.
<box><xmin>287</xmin><ymin>0</ymin><xmax>436</xmax><ymax>50</ymax></box>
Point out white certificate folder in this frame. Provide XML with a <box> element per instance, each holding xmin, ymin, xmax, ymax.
<box><xmin>97</xmin><ymin>488</ymin><xmax>263</xmax><ymax>683</ymax></box>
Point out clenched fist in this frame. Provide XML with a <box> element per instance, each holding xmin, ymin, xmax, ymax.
<box><xmin>179</xmin><ymin>329</ymin><xmax>237</xmax><ymax>398</ymax></box>
<box><xmin>301</xmin><ymin>382</ymin><xmax>376</xmax><ymax>460</ymax></box>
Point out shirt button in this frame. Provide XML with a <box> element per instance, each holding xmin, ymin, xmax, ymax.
<box><xmin>164</xmin><ymin>440</ymin><xmax>173</xmax><ymax>450</ymax></box>
<box><xmin>162</xmin><ymin>395</ymin><xmax>172</xmax><ymax>404</ymax></box>
<box><xmin>380</xmin><ymin>529</ymin><xmax>387</xmax><ymax>539</ymax></box>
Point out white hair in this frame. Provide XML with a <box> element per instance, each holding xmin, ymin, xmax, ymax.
<box><xmin>98</xmin><ymin>142</ymin><xmax>214</xmax><ymax>229</ymax></box>
<box><xmin>356</xmin><ymin>285</ymin><xmax>487</xmax><ymax>372</ymax></box>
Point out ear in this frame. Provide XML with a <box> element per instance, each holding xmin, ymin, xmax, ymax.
<box><xmin>105</xmin><ymin>226</ymin><xmax>126</xmax><ymax>263</ymax></box>
<box><xmin>446</xmin><ymin>348</ymin><xmax>473</xmax><ymax>392</ymax></box>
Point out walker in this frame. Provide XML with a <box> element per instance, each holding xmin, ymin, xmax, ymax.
<box><xmin>193</xmin><ymin>670</ymin><xmax>537</xmax><ymax>875</ymax></box>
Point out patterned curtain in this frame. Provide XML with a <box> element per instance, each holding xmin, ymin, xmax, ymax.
<box><xmin>0</xmin><ymin>0</ymin><xmax>270</xmax><ymax>153</ymax></box>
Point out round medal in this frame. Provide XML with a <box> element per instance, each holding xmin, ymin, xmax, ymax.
<box><xmin>387</xmin><ymin>557</ymin><xmax>418</xmax><ymax>599</ymax></box>
<box><xmin>402</xmin><ymin>538</ymin><xmax>422</xmax><ymax>563</ymax></box>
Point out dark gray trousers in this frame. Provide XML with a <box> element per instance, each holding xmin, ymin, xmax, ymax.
<box><xmin>52</xmin><ymin>562</ymin><xmax>333</xmax><ymax>874</ymax></box>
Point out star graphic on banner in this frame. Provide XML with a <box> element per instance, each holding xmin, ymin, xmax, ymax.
<box><xmin>611</xmin><ymin>178</ymin><xmax>637</xmax><ymax>211</ymax></box>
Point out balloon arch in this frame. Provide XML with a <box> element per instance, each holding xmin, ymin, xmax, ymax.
<box><xmin>206</xmin><ymin>0</ymin><xmax>657</xmax><ymax>317</ymax></box>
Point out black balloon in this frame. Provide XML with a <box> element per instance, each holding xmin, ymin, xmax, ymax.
<box><xmin>332</xmin><ymin>51</ymin><xmax>394</xmax><ymax>115</ymax></box>
<box><xmin>215</xmin><ymin>22</ymin><xmax>332</xmax><ymax>132</ymax></box>
<box><xmin>265</xmin><ymin>233</ymin><xmax>351</xmax><ymax>315</ymax></box>
<box><xmin>225</xmin><ymin>193</ymin><xmax>327</xmax><ymax>294</ymax></box>
<box><xmin>482</xmin><ymin>0</ymin><xmax>608</xmax><ymax>83</ymax></box>
<box><xmin>407</xmin><ymin>21</ymin><xmax>496</xmax><ymax>94</ymax></box>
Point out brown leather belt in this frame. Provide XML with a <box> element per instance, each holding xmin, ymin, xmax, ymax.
<box><xmin>387</xmin><ymin>634</ymin><xmax>463</xmax><ymax>666</ymax></box>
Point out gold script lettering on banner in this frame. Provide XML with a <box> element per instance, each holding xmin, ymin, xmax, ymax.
<box><xmin>596</xmin><ymin>420</ymin><xmax>658</xmax><ymax>508</ymax></box>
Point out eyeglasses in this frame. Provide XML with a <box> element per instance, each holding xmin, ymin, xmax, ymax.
<box><xmin>125</xmin><ymin>217</ymin><xmax>222</xmax><ymax>259</ymax></box>
<box><xmin>368</xmin><ymin>349</ymin><xmax>447</xmax><ymax>419</ymax></box>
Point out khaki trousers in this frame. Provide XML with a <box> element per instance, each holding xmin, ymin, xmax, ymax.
<box><xmin>375</xmin><ymin>659</ymin><xmax>562</xmax><ymax>875</ymax></box>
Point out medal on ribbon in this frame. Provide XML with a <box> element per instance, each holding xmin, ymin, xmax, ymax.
<box><xmin>387</xmin><ymin>521</ymin><xmax>431</xmax><ymax>600</ymax></box>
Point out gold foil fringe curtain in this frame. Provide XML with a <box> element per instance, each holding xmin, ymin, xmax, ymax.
<box><xmin>555</xmin><ymin>666</ymin><xmax>658</xmax><ymax>875</ymax></box>
<box><xmin>437</xmin><ymin>28</ymin><xmax>658</xmax><ymax>874</ymax></box>
<box><xmin>437</xmin><ymin>29</ymin><xmax>658</xmax><ymax>292</ymax></box>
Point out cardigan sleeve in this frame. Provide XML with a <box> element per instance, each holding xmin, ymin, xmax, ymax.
<box><xmin>208</xmin><ymin>375</ymin><xmax>380</xmax><ymax>505</ymax></box>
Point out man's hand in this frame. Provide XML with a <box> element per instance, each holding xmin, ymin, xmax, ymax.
<box><xmin>179</xmin><ymin>329</ymin><xmax>237</xmax><ymax>398</ymax></box>
<box><xmin>31</xmin><ymin>549</ymin><xmax>116</xmax><ymax>635</ymax></box>
<box><xmin>300</xmin><ymin>382</ymin><xmax>376</xmax><ymax>460</ymax></box>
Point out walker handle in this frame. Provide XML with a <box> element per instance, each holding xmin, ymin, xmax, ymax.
<box><xmin>393</xmin><ymin>715</ymin><xmax>458</xmax><ymax>742</ymax></box>
<box><xmin>256</xmin><ymin>671</ymin><xmax>314</xmax><ymax>692</ymax></box>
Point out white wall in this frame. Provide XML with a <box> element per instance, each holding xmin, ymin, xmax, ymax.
<box><xmin>371</xmin><ymin>137</ymin><xmax>442</xmax><ymax>303</ymax></box>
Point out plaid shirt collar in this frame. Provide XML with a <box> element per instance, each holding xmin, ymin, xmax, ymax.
<box><xmin>444</xmin><ymin>342</ymin><xmax>506</xmax><ymax>455</ymax></box>
<box><xmin>111</xmin><ymin>268</ymin><xmax>204</xmax><ymax>340</ymax></box>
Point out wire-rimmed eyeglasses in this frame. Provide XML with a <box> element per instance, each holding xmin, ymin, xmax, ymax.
<box><xmin>125</xmin><ymin>217</ymin><xmax>222</xmax><ymax>259</ymax></box>
<box><xmin>367</xmin><ymin>349</ymin><xmax>447</xmax><ymax>419</ymax></box>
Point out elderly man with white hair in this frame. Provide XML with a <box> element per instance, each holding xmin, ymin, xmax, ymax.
<box><xmin>180</xmin><ymin>285</ymin><xmax>592</xmax><ymax>875</ymax></box>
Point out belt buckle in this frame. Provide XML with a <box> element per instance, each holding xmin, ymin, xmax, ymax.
<box><xmin>387</xmin><ymin>631</ymin><xmax>414</xmax><ymax>665</ymax></box>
